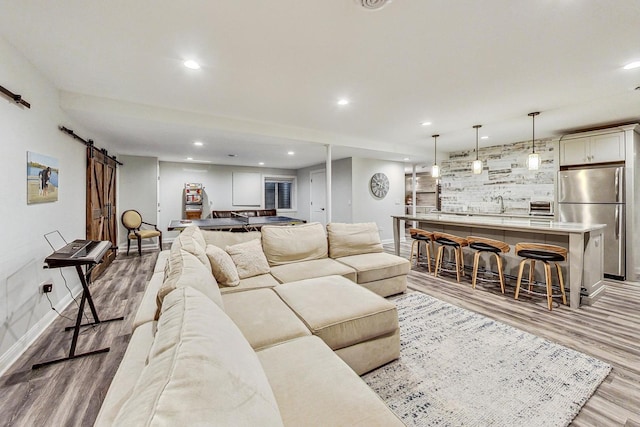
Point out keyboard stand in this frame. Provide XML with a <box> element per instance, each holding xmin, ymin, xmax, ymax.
<box><xmin>33</xmin><ymin>247</ymin><xmax>124</xmax><ymax>369</ymax></box>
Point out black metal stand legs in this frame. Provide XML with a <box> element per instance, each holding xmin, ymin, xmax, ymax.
<box><xmin>32</xmin><ymin>265</ymin><xmax>124</xmax><ymax>369</ymax></box>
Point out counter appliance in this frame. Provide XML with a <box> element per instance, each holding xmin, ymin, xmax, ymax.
<box><xmin>558</xmin><ymin>165</ymin><xmax>625</xmax><ymax>279</ymax></box>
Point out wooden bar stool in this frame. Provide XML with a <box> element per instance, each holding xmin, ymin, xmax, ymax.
<box><xmin>514</xmin><ymin>243</ymin><xmax>568</xmax><ymax>310</ymax></box>
<box><xmin>409</xmin><ymin>228</ymin><xmax>434</xmax><ymax>273</ymax></box>
<box><xmin>433</xmin><ymin>232</ymin><xmax>468</xmax><ymax>282</ymax></box>
<box><xmin>466</xmin><ymin>236</ymin><xmax>510</xmax><ymax>293</ymax></box>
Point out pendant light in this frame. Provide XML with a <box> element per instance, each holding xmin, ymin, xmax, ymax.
<box><xmin>472</xmin><ymin>125</ymin><xmax>482</xmax><ymax>174</ymax></box>
<box><xmin>527</xmin><ymin>112</ymin><xmax>541</xmax><ymax>170</ymax></box>
<box><xmin>431</xmin><ymin>134</ymin><xmax>440</xmax><ymax>178</ymax></box>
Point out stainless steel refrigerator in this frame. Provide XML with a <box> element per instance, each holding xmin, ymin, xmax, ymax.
<box><xmin>558</xmin><ymin>166</ymin><xmax>625</xmax><ymax>279</ymax></box>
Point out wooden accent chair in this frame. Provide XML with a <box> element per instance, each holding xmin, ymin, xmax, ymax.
<box><xmin>514</xmin><ymin>242</ymin><xmax>567</xmax><ymax>310</ymax></box>
<box><xmin>121</xmin><ymin>210</ymin><xmax>162</xmax><ymax>256</ymax></box>
<box><xmin>409</xmin><ymin>228</ymin><xmax>434</xmax><ymax>273</ymax></box>
<box><xmin>433</xmin><ymin>232</ymin><xmax>469</xmax><ymax>282</ymax></box>
<box><xmin>466</xmin><ymin>236</ymin><xmax>511</xmax><ymax>293</ymax></box>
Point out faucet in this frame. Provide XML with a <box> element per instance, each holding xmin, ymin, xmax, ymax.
<box><xmin>496</xmin><ymin>195</ymin><xmax>504</xmax><ymax>214</ymax></box>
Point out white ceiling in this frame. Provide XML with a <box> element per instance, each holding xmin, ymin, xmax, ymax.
<box><xmin>2</xmin><ymin>1</ymin><xmax>639</xmax><ymax>170</ymax></box>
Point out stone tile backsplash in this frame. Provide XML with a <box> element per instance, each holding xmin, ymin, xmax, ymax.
<box><xmin>440</xmin><ymin>138</ymin><xmax>555</xmax><ymax>214</ymax></box>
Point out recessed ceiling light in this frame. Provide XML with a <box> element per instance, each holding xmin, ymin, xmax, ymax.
<box><xmin>184</xmin><ymin>60</ymin><xmax>201</xmax><ymax>70</ymax></box>
<box><xmin>403</xmin><ymin>157</ymin><xmax>410</xmax><ymax>161</ymax></box>
<box><xmin>481</xmin><ymin>136</ymin><xmax>489</xmax><ymax>140</ymax></box>
<box><xmin>186</xmin><ymin>157</ymin><xmax>193</xmax><ymax>161</ymax></box>
<box><xmin>623</xmin><ymin>61</ymin><xmax>640</xmax><ymax>70</ymax></box>
<box><xmin>287</xmin><ymin>151</ymin><xmax>295</xmax><ymax>155</ymax></box>
<box><xmin>421</xmin><ymin>122</ymin><xmax>432</xmax><ymax>126</ymax></box>
<box><xmin>337</xmin><ymin>99</ymin><xmax>349</xmax><ymax>106</ymax></box>
<box><xmin>193</xmin><ymin>141</ymin><xmax>203</xmax><ymax>146</ymax></box>
<box><xmin>259</xmin><ymin>162</ymin><xmax>265</xmax><ymax>166</ymax></box>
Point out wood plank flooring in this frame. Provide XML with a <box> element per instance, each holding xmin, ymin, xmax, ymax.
<box><xmin>0</xmin><ymin>242</ymin><xmax>638</xmax><ymax>426</ymax></box>
<box><xmin>0</xmin><ymin>251</ymin><xmax>157</xmax><ymax>427</ymax></box>
<box><xmin>394</xmin><ymin>240</ymin><xmax>640</xmax><ymax>427</ymax></box>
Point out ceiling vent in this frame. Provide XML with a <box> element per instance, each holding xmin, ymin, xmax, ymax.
<box><xmin>355</xmin><ymin>0</ymin><xmax>392</xmax><ymax>11</ymax></box>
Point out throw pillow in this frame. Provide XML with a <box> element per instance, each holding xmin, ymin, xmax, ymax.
<box><xmin>177</xmin><ymin>226</ymin><xmax>209</xmax><ymax>267</ymax></box>
<box><xmin>226</xmin><ymin>239</ymin><xmax>271</xmax><ymax>279</ymax></box>
<box><xmin>205</xmin><ymin>244</ymin><xmax>240</xmax><ymax>287</ymax></box>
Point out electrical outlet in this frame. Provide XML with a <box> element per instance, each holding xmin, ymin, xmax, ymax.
<box><xmin>42</xmin><ymin>283</ymin><xmax>53</xmax><ymax>293</ymax></box>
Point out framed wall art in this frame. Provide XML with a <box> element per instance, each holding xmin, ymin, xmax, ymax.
<box><xmin>27</xmin><ymin>151</ymin><xmax>59</xmax><ymax>204</ymax></box>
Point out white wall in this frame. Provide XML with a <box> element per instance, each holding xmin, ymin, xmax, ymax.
<box><xmin>0</xmin><ymin>36</ymin><xmax>89</xmax><ymax>373</ymax></box>
<box><xmin>159</xmin><ymin>161</ymin><xmax>297</xmax><ymax>239</ymax></box>
<box><xmin>351</xmin><ymin>158</ymin><xmax>405</xmax><ymax>242</ymax></box>
<box><xmin>330</xmin><ymin>158</ymin><xmax>353</xmax><ymax>223</ymax></box>
<box><xmin>296</xmin><ymin>166</ymin><xmax>313</xmax><ymax>222</ymax></box>
<box><xmin>299</xmin><ymin>157</ymin><xmax>401</xmax><ymax>239</ymax></box>
<box><xmin>297</xmin><ymin>157</ymin><xmax>353</xmax><ymax>224</ymax></box>
<box><xmin>117</xmin><ymin>155</ymin><xmax>159</xmax><ymax>250</ymax></box>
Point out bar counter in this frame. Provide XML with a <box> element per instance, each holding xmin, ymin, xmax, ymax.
<box><xmin>392</xmin><ymin>214</ymin><xmax>606</xmax><ymax>309</ymax></box>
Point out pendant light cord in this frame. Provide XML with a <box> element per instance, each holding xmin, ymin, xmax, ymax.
<box><xmin>473</xmin><ymin>125</ymin><xmax>481</xmax><ymax>160</ymax></box>
<box><xmin>432</xmin><ymin>134</ymin><xmax>439</xmax><ymax>164</ymax></box>
<box><xmin>529</xmin><ymin>112</ymin><xmax>540</xmax><ymax>154</ymax></box>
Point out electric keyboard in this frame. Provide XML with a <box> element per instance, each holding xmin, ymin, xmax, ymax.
<box><xmin>44</xmin><ymin>239</ymin><xmax>112</xmax><ymax>268</ymax></box>
<box><xmin>34</xmin><ymin>238</ymin><xmax>122</xmax><ymax>369</ymax></box>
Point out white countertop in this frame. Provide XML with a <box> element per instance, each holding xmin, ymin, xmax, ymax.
<box><xmin>429</xmin><ymin>210</ymin><xmax>553</xmax><ymax>219</ymax></box>
<box><xmin>394</xmin><ymin>213</ymin><xmax>606</xmax><ymax>234</ymax></box>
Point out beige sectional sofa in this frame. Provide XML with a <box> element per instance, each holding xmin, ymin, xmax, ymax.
<box><xmin>95</xmin><ymin>222</ymin><xmax>409</xmax><ymax>426</ymax></box>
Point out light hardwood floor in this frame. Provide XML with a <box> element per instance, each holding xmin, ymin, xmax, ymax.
<box><xmin>396</xmin><ymin>240</ymin><xmax>640</xmax><ymax>427</ymax></box>
<box><xmin>0</xmin><ymin>243</ymin><xmax>638</xmax><ymax>426</ymax></box>
<box><xmin>0</xmin><ymin>252</ymin><xmax>157</xmax><ymax>427</ymax></box>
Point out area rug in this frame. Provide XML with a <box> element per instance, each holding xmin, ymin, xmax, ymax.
<box><xmin>362</xmin><ymin>292</ymin><xmax>611</xmax><ymax>427</ymax></box>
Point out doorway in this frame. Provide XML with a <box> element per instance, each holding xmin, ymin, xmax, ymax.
<box><xmin>310</xmin><ymin>169</ymin><xmax>327</xmax><ymax>226</ymax></box>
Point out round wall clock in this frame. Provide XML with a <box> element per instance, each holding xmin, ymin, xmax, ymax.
<box><xmin>370</xmin><ymin>172</ymin><xmax>389</xmax><ymax>199</ymax></box>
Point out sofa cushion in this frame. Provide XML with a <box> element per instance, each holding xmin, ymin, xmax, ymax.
<box><xmin>94</xmin><ymin>321</ymin><xmax>156</xmax><ymax>427</ymax></box>
<box><xmin>327</xmin><ymin>222</ymin><xmax>384</xmax><ymax>258</ymax></box>
<box><xmin>274</xmin><ymin>275</ymin><xmax>398</xmax><ymax>350</ymax></box>
<box><xmin>258</xmin><ymin>336</ymin><xmax>404</xmax><ymax>426</ymax></box>
<box><xmin>157</xmin><ymin>247</ymin><xmax>224</xmax><ymax>313</ymax></box>
<box><xmin>335</xmin><ymin>329</ymin><xmax>401</xmax><ymax>376</ymax></box>
<box><xmin>205</xmin><ymin>244</ymin><xmax>240</xmax><ymax>287</ymax></box>
<box><xmin>220</xmin><ymin>273</ymin><xmax>280</xmax><ymax>294</ymax></box>
<box><xmin>359</xmin><ymin>275</ymin><xmax>407</xmax><ymax>298</ymax></box>
<box><xmin>202</xmin><ymin>230</ymin><xmax>261</xmax><ymax>249</ymax></box>
<box><xmin>154</xmin><ymin>249</ymin><xmax>171</xmax><ymax>274</ymax></box>
<box><xmin>175</xmin><ymin>225</ymin><xmax>209</xmax><ymax>266</ymax></box>
<box><xmin>222</xmin><ymin>288</ymin><xmax>311</xmax><ymax>350</ymax></box>
<box><xmin>336</xmin><ymin>252</ymin><xmax>411</xmax><ymax>283</ymax></box>
<box><xmin>261</xmin><ymin>222</ymin><xmax>328</xmax><ymax>266</ymax></box>
<box><xmin>132</xmin><ymin>272</ymin><xmax>164</xmax><ymax>330</ymax></box>
<box><xmin>269</xmin><ymin>258</ymin><xmax>356</xmax><ymax>284</ymax></box>
<box><xmin>226</xmin><ymin>238</ymin><xmax>271</xmax><ymax>279</ymax></box>
<box><xmin>114</xmin><ymin>287</ymin><xmax>284</xmax><ymax>426</ymax></box>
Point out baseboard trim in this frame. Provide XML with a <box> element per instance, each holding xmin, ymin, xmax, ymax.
<box><xmin>117</xmin><ymin>242</ymin><xmax>159</xmax><ymax>254</ymax></box>
<box><xmin>0</xmin><ymin>284</ymin><xmax>83</xmax><ymax>376</ymax></box>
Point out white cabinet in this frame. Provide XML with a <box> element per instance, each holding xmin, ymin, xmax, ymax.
<box><xmin>560</xmin><ymin>131</ymin><xmax>625</xmax><ymax>166</ymax></box>
<box><xmin>582</xmin><ymin>232</ymin><xmax>604</xmax><ymax>295</ymax></box>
